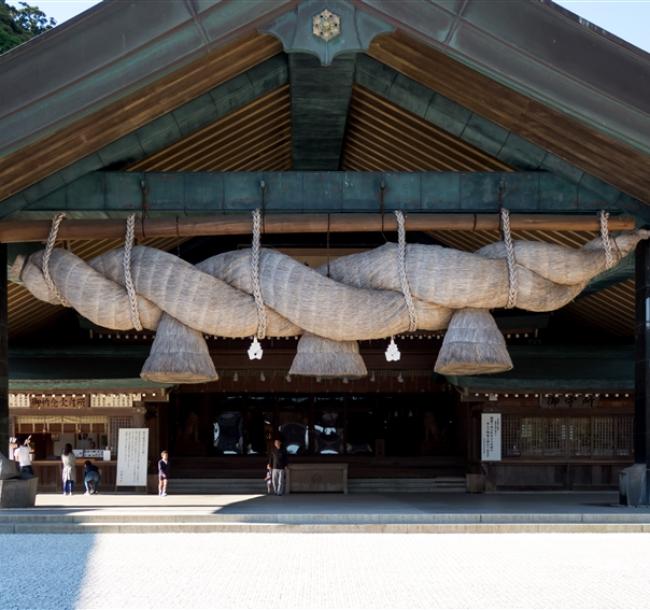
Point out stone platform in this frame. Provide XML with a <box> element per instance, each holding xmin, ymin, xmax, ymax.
<box><xmin>2</xmin><ymin>492</ymin><xmax>650</xmax><ymax>533</ymax></box>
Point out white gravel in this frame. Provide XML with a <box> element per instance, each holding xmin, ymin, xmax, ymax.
<box><xmin>1</xmin><ymin>532</ymin><xmax>649</xmax><ymax>610</ymax></box>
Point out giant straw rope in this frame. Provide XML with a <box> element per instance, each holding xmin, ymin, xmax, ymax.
<box><xmin>11</xmin><ymin>210</ymin><xmax>647</xmax><ymax>383</ymax></box>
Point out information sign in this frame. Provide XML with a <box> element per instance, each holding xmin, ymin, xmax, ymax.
<box><xmin>481</xmin><ymin>413</ymin><xmax>502</xmax><ymax>461</ymax></box>
<box><xmin>116</xmin><ymin>428</ymin><xmax>149</xmax><ymax>487</ymax></box>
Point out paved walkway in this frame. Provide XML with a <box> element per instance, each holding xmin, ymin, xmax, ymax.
<box><xmin>1</xmin><ymin>531</ymin><xmax>650</xmax><ymax>609</ymax></box>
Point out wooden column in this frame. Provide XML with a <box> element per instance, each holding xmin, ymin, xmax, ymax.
<box><xmin>634</xmin><ymin>239</ymin><xmax>650</xmax><ymax>467</ymax></box>
<box><xmin>0</xmin><ymin>243</ymin><xmax>8</xmax><ymax>456</ymax></box>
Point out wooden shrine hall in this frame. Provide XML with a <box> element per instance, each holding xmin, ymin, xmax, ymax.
<box><xmin>1</xmin><ymin>0</ymin><xmax>649</xmax><ymax>495</ymax></box>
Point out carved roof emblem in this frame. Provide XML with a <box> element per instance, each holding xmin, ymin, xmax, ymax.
<box><xmin>312</xmin><ymin>9</ymin><xmax>341</xmax><ymax>42</ymax></box>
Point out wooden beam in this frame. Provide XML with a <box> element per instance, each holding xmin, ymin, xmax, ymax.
<box><xmin>290</xmin><ymin>53</ymin><xmax>356</xmax><ymax>169</ymax></box>
<box><xmin>0</xmin><ymin>213</ymin><xmax>635</xmax><ymax>244</ymax></box>
<box><xmin>20</xmin><ymin>171</ymin><xmax>625</xmax><ymax>216</ymax></box>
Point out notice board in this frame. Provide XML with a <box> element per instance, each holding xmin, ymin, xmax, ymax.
<box><xmin>481</xmin><ymin>413</ymin><xmax>502</xmax><ymax>461</ymax></box>
<box><xmin>116</xmin><ymin>428</ymin><xmax>149</xmax><ymax>487</ymax></box>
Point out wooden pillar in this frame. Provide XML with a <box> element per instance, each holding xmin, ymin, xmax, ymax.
<box><xmin>634</xmin><ymin>239</ymin><xmax>650</xmax><ymax>467</ymax></box>
<box><xmin>0</xmin><ymin>243</ymin><xmax>8</xmax><ymax>457</ymax></box>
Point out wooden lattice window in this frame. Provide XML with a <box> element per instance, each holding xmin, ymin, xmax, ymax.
<box><xmin>502</xmin><ymin>415</ymin><xmax>633</xmax><ymax>459</ymax></box>
<box><xmin>109</xmin><ymin>416</ymin><xmax>133</xmax><ymax>450</ymax></box>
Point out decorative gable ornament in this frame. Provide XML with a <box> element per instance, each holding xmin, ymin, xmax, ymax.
<box><xmin>260</xmin><ymin>0</ymin><xmax>394</xmax><ymax>66</ymax></box>
<box><xmin>312</xmin><ymin>9</ymin><xmax>341</xmax><ymax>42</ymax></box>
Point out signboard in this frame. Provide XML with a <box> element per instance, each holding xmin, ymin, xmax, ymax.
<box><xmin>28</xmin><ymin>395</ymin><xmax>87</xmax><ymax>409</ymax></box>
<box><xmin>91</xmin><ymin>393</ymin><xmax>142</xmax><ymax>408</ymax></box>
<box><xmin>481</xmin><ymin>413</ymin><xmax>501</xmax><ymax>461</ymax></box>
<box><xmin>116</xmin><ymin>428</ymin><xmax>149</xmax><ymax>487</ymax></box>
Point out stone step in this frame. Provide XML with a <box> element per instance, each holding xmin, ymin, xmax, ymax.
<box><xmin>165</xmin><ymin>477</ymin><xmax>467</xmax><ymax>494</ymax></box>
<box><xmin>349</xmin><ymin>478</ymin><xmax>466</xmax><ymax>493</ymax></box>
<box><xmin>4</xmin><ymin>522</ymin><xmax>649</xmax><ymax>534</ymax></box>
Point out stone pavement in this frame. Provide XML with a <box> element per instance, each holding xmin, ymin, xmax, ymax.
<box><xmin>1</xmin><ymin>531</ymin><xmax>650</xmax><ymax>610</ymax></box>
<box><xmin>2</xmin><ymin>492</ymin><xmax>650</xmax><ymax>533</ymax></box>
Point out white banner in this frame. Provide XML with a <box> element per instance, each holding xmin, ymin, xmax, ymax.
<box><xmin>116</xmin><ymin>428</ymin><xmax>149</xmax><ymax>486</ymax></box>
<box><xmin>481</xmin><ymin>413</ymin><xmax>501</xmax><ymax>461</ymax></box>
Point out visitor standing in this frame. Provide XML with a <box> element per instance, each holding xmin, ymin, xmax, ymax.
<box><xmin>13</xmin><ymin>438</ymin><xmax>33</xmax><ymax>476</ymax></box>
<box><xmin>158</xmin><ymin>450</ymin><xmax>169</xmax><ymax>497</ymax></box>
<box><xmin>61</xmin><ymin>443</ymin><xmax>76</xmax><ymax>495</ymax></box>
<box><xmin>267</xmin><ymin>439</ymin><xmax>288</xmax><ymax>496</ymax></box>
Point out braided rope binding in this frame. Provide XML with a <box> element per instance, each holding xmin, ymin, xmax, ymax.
<box><xmin>394</xmin><ymin>210</ymin><xmax>418</xmax><ymax>332</ymax></box>
<box><xmin>251</xmin><ymin>209</ymin><xmax>267</xmax><ymax>340</ymax></box>
<box><xmin>42</xmin><ymin>212</ymin><xmax>69</xmax><ymax>306</ymax></box>
<box><xmin>123</xmin><ymin>214</ymin><xmax>143</xmax><ymax>331</ymax></box>
<box><xmin>500</xmin><ymin>208</ymin><xmax>518</xmax><ymax>309</ymax></box>
<box><xmin>599</xmin><ymin>210</ymin><xmax>615</xmax><ymax>270</ymax></box>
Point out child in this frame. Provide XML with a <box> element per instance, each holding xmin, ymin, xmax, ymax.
<box><xmin>158</xmin><ymin>450</ymin><xmax>169</xmax><ymax>497</ymax></box>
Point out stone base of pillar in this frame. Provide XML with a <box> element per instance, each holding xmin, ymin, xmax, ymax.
<box><xmin>618</xmin><ymin>464</ymin><xmax>649</xmax><ymax>506</ymax></box>
<box><xmin>0</xmin><ymin>477</ymin><xmax>38</xmax><ymax>508</ymax></box>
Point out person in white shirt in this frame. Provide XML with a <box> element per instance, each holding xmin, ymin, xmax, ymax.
<box><xmin>13</xmin><ymin>438</ymin><xmax>33</xmax><ymax>476</ymax></box>
<box><xmin>61</xmin><ymin>443</ymin><xmax>76</xmax><ymax>495</ymax></box>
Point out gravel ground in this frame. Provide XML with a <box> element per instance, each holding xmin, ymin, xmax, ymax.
<box><xmin>1</xmin><ymin>532</ymin><xmax>649</xmax><ymax>610</ymax></box>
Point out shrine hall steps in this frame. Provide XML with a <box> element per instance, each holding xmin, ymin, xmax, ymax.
<box><xmin>167</xmin><ymin>477</ymin><xmax>467</xmax><ymax>495</ymax></box>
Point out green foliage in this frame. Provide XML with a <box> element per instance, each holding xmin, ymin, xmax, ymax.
<box><xmin>0</xmin><ymin>0</ymin><xmax>56</xmax><ymax>54</ymax></box>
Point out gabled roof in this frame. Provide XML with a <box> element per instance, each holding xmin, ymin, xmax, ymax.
<box><xmin>1</xmin><ymin>0</ymin><xmax>649</xmax><ymax>207</ymax></box>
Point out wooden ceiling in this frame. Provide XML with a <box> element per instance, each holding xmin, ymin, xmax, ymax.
<box><xmin>128</xmin><ymin>86</ymin><xmax>291</xmax><ymax>172</ymax></box>
<box><xmin>342</xmin><ymin>86</ymin><xmax>512</xmax><ymax>172</ymax></box>
<box><xmin>564</xmin><ymin>280</ymin><xmax>634</xmax><ymax>337</ymax></box>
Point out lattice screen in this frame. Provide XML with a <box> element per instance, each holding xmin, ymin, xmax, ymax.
<box><xmin>503</xmin><ymin>415</ymin><xmax>633</xmax><ymax>459</ymax></box>
<box><xmin>109</xmin><ymin>416</ymin><xmax>134</xmax><ymax>450</ymax></box>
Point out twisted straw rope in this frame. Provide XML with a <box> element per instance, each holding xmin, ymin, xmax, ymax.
<box><xmin>42</xmin><ymin>212</ymin><xmax>69</xmax><ymax>306</ymax></box>
<box><xmin>251</xmin><ymin>209</ymin><xmax>268</xmax><ymax>340</ymax></box>
<box><xmin>394</xmin><ymin>210</ymin><xmax>418</xmax><ymax>332</ymax></box>
<box><xmin>600</xmin><ymin>210</ymin><xmax>614</xmax><ymax>270</ymax></box>
<box><xmin>501</xmin><ymin>208</ymin><xmax>518</xmax><ymax>309</ymax></box>
<box><xmin>123</xmin><ymin>214</ymin><xmax>143</xmax><ymax>331</ymax></box>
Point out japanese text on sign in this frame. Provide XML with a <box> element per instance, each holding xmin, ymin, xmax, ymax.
<box><xmin>116</xmin><ymin>428</ymin><xmax>149</xmax><ymax>486</ymax></box>
<box><xmin>481</xmin><ymin>413</ymin><xmax>502</xmax><ymax>461</ymax></box>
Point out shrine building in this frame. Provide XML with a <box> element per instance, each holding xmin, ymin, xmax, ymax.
<box><xmin>1</xmin><ymin>0</ymin><xmax>649</xmax><ymax>495</ymax></box>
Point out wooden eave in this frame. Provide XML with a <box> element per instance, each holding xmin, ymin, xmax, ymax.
<box><xmin>367</xmin><ymin>31</ymin><xmax>650</xmax><ymax>205</ymax></box>
<box><xmin>0</xmin><ymin>0</ymin><xmax>649</xmax><ymax>210</ymax></box>
<box><xmin>0</xmin><ymin>32</ymin><xmax>283</xmax><ymax>205</ymax></box>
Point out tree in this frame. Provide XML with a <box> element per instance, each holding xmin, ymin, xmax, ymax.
<box><xmin>0</xmin><ymin>0</ymin><xmax>56</xmax><ymax>54</ymax></box>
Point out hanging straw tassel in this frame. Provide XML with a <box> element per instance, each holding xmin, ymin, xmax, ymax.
<box><xmin>289</xmin><ymin>334</ymin><xmax>368</xmax><ymax>378</ymax></box>
<box><xmin>434</xmin><ymin>308</ymin><xmax>513</xmax><ymax>375</ymax></box>
<box><xmin>141</xmin><ymin>314</ymin><xmax>218</xmax><ymax>383</ymax></box>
